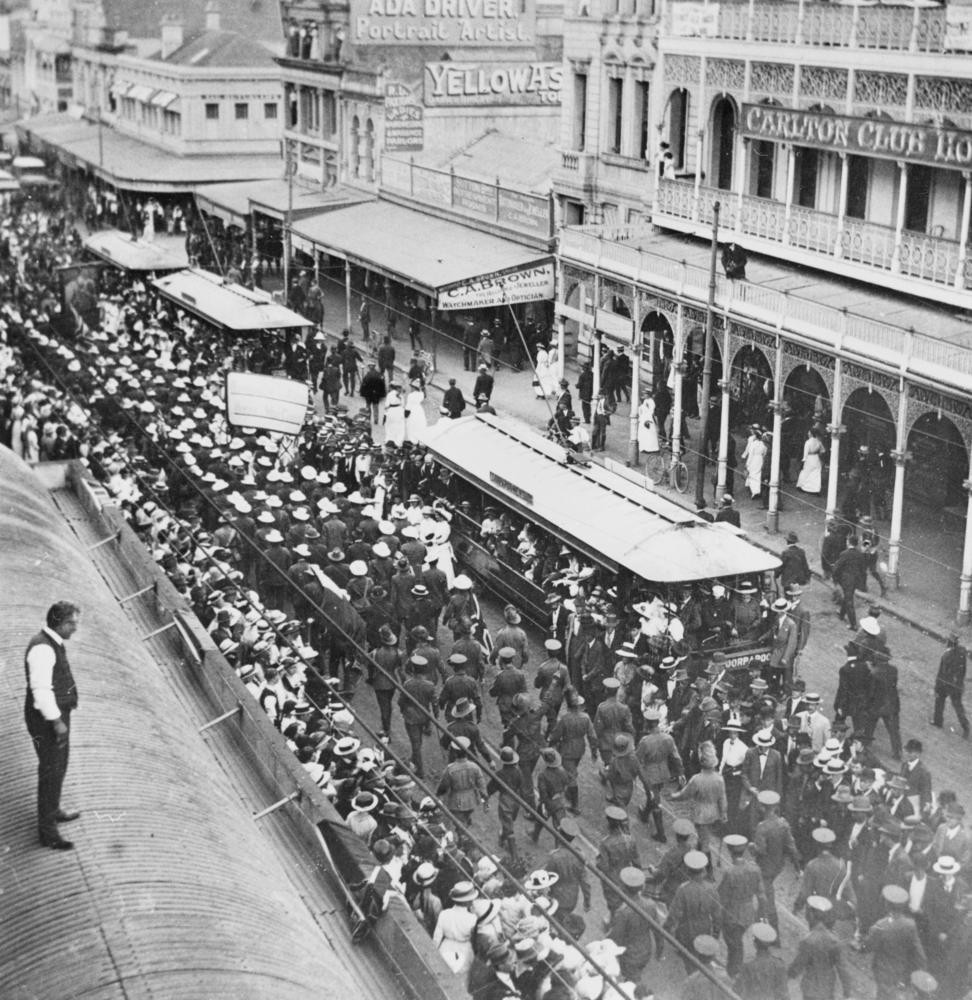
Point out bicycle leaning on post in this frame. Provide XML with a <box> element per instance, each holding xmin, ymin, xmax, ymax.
<box><xmin>645</xmin><ymin>441</ymin><xmax>689</xmax><ymax>494</ymax></box>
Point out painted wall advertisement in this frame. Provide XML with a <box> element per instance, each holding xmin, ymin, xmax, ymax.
<box><xmin>424</xmin><ymin>61</ymin><xmax>562</xmax><ymax>107</ymax></box>
<box><xmin>384</xmin><ymin>81</ymin><xmax>424</xmax><ymax>151</ymax></box>
<box><xmin>438</xmin><ymin>260</ymin><xmax>554</xmax><ymax>310</ymax></box>
<box><xmin>351</xmin><ymin>0</ymin><xmax>535</xmax><ymax>46</ymax></box>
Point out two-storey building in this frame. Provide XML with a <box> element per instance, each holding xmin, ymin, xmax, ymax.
<box><xmin>554</xmin><ymin>0</ymin><xmax>972</xmax><ymax>621</ymax></box>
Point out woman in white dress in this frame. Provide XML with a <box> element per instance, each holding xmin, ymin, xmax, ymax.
<box><xmin>541</xmin><ymin>342</ymin><xmax>559</xmax><ymax>398</ymax></box>
<box><xmin>9</xmin><ymin>401</ymin><xmax>24</xmax><ymax>458</ymax></box>
<box><xmin>432</xmin><ymin>887</ymin><xmax>478</xmax><ymax>975</ymax></box>
<box><xmin>796</xmin><ymin>427</ymin><xmax>825</xmax><ymax>494</ymax></box>
<box><xmin>637</xmin><ymin>395</ymin><xmax>660</xmax><ymax>455</ymax></box>
<box><xmin>404</xmin><ymin>380</ymin><xmax>427</xmax><ymax>443</ymax></box>
<box><xmin>741</xmin><ymin>428</ymin><xmax>766</xmax><ymax>500</ymax></box>
<box><xmin>534</xmin><ymin>346</ymin><xmax>550</xmax><ymax>398</ymax></box>
<box><xmin>383</xmin><ymin>385</ymin><xmax>406</xmax><ymax>446</ymax></box>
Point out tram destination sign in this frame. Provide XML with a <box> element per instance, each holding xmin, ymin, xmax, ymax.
<box><xmin>351</xmin><ymin>0</ymin><xmax>534</xmax><ymax>45</ymax></box>
<box><xmin>741</xmin><ymin>103</ymin><xmax>972</xmax><ymax>171</ymax></box>
<box><xmin>489</xmin><ymin>472</ymin><xmax>534</xmax><ymax>505</ymax></box>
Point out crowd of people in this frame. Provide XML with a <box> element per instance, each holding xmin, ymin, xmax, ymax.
<box><xmin>3</xmin><ymin>197</ymin><xmax>972</xmax><ymax>1000</ymax></box>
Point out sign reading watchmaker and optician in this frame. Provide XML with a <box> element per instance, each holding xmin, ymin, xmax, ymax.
<box><xmin>438</xmin><ymin>260</ymin><xmax>554</xmax><ymax>310</ymax></box>
<box><xmin>741</xmin><ymin>103</ymin><xmax>972</xmax><ymax>171</ymax></box>
<box><xmin>351</xmin><ymin>0</ymin><xmax>534</xmax><ymax>45</ymax></box>
<box><xmin>424</xmin><ymin>62</ymin><xmax>562</xmax><ymax>106</ymax></box>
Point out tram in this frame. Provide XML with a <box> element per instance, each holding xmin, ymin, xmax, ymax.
<box><xmin>423</xmin><ymin>413</ymin><xmax>781</xmax><ymax>669</ymax></box>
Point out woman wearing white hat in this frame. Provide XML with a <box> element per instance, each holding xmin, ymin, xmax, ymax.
<box><xmin>432</xmin><ymin>881</ymin><xmax>479</xmax><ymax>974</ymax></box>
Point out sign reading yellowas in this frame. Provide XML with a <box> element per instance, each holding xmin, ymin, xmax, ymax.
<box><xmin>424</xmin><ymin>62</ymin><xmax>562</xmax><ymax>106</ymax></box>
<box><xmin>438</xmin><ymin>260</ymin><xmax>554</xmax><ymax>310</ymax></box>
<box><xmin>741</xmin><ymin>103</ymin><xmax>972</xmax><ymax>171</ymax></box>
<box><xmin>351</xmin><ymin>0</ymin><xmax>534</xmax><ymax>45</ymax></box>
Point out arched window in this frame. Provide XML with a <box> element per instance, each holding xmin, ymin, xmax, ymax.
<box><xmin>709</xmin><ymin>96</ymin><xmax>736</xmax><ymax>191</ymax></box>
<box><xmin>350</xmin><ymin>115</ymin><xmax>360</xmax><ymax>179</ymax></box>
<box><xmin>363</xmin><ymin>118</ymin><xmax>375</xmax><ymax>183</ymax></box>
<box><xmin>750</xmin><ymin>97</ymin><xmax>781</xmax><ymax>200</ymax></box>
<box><xmin>665</xmin><ymin>89</ymin><xmax>689</xmax><ymax>170</ymax></box>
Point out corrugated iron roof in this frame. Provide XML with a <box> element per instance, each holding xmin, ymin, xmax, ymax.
<box><xmin>0</xmin><ymin>447</ymin><xmax>369</xmax><ymax>999</ymax></box>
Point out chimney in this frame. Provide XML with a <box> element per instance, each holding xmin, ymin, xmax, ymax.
<box><xmin>160</xmin><ymin>12</ymin><xmax>184</xmax><ymax>59</ymax></box>
<box><xmin>205</xmin><ymin>1</ymin><xmax>221</xmax><ymax>31</ymax></box>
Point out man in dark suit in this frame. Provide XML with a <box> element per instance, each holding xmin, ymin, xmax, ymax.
<box><xmin>832</xmin><ymin>535</ymin><xmax>868</xmax><ymax>630</ymax></box>
<box><xmin>25</xmin><ymin>601</ymin><xmax>82</xmax><ymax>850</ymax></box>
<box><xmin>715</xmin><ymin>493</ymin><xmax>741</xmax><ymax>527</ymax></box>
<box><xmin>901</xmin><ymin>738</ymin><xmax>933</xmax><ymax>814</ymax></box>
<box><xmin>776</xmin><ymin>531</ymin><xmax>811</xmax><ymax>594</ymax></box>
<box><xmin>934</xmin><ymin>633</ymin><xmax>970</xmax><ymax>739</ymax></box>
<box><xmin>833</xmin><ymin>646</ymin><xmax>872</xmax><ymax>730</ymax></box>
<box><xmin>863</xmin><ymin>658</ymin><xmax>903</xmax><ymax>759</ymax></box>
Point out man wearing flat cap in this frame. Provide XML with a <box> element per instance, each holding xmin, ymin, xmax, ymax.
<box><xmin>863</xmin><ymin>884</ymin><xmax>928</xmax><ymax>995</ymax></box>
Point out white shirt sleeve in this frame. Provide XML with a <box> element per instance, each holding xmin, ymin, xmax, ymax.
<box><xmin>26</xmin><ymin>643</ymin><xmax>61</xmax><ymax>721</ymax></box>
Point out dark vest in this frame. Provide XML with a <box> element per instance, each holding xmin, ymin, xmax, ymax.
<box><xmin>24</xmin><ymin>631</ymin><xmax>78</xmax><ymax>714</ymax></box>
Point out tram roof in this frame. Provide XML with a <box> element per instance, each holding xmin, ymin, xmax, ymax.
<box><xmin>0</xmin><ymin>447</ymin><xmax>368</xmax><ymax>999</ymax></box>
<box><xmin>152</xmin><ymin>267</ymin><xmax>309</xmax><ymax>331</ymax></box>
<box><xmin>423</xmin><ymin>414</ymin><xmax>780</xmax><ymax>583</ymax></box>
<box><xmin>83</xmin><ymin>229</ymin><xmax>188</xmax><ymax>272</ymax></box>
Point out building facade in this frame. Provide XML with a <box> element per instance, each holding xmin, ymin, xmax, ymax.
<box><xmin>554</xmin><ymin>0</ymin><xmax>972</xmax><ymax>620</ymax></box>
<box><xmin>276</xmin><ymin>0</ymin><xmax>564</xmax><ymax>192</ymax></box>
<box><xmin>71</xmin><ymin>13</ymin><xmax>282</xmax><ymax>158</ymax></box>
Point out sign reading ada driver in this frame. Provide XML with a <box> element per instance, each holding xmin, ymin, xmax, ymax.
<box><xmin>438</xmin><ymin>260</ymin><xmax>554</xmax><ymax>311</ymax></box>
<box><xmin>351</xmin><ymin>0</ymin><xmax>534</xmax><ymax>45</ymax></box>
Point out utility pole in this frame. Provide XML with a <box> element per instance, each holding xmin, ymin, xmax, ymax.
<box><xmin>695</xmin><ymin>201</ymin><xmax>720</xmax><ymax>508</ymax></box>
<box><xmin>283</xmin><ymin>139</ymin><xmax>294</xmax><ymax>300</ymax></box>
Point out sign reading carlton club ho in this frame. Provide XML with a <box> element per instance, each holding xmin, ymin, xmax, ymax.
<box><xmin>351</xmin><ymin>0</ymin><xmax>534</xmax><ymax>45</ymax></box>
<box><xmin>741</xmin><ymin>103</ymin><xmax>972</xmax><ymax>171</ymax></box>
<box><xmin>424</xmin><ymin>62</ymin><xmax>562</xmax><ymax>107</ymax></box>
<box><xmin>438</xmin><ymin>260</ymin><xmax>554</xmax><ymax>311</ymax></box>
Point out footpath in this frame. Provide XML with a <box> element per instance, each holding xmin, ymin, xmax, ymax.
<box><xmin>308</xmin><ymin>275</ymin><xmax>969</xmax><ymax>642</ymax></box>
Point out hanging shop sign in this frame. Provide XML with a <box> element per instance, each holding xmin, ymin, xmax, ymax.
<box><xmin>351</xmin><ymin>0</ymin><xmax>534</xmax><ymax>46</ymax></box>
<box><xmin>438</xmin><ymin>260</ymin><xmax>554</xmax><ymax>310</ymax></box>
<box><xmin>741</xmin><ymin>103</ymin><xmax>972</xmax><ymax>171</ymax></box>
<box><xmin>423</xmin><ymin>61</ymin><xmax>562</xmax><ymax>107</ymax></box>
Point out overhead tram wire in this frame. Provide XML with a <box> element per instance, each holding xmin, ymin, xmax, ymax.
<box><xmin>22</xmin><ymin>327</ymin><xmax>745</xmax><ymax>1000</ymax></box>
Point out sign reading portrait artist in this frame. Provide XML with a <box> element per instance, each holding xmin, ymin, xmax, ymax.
<box><xmin>740</xmin><ymin>103</ymin><xmax>972</xmax><ymax>171</ymax></box>
<box><xmin>424</xmin><ymin>61</ymin><xmax>562</xmax><ymax>106</ymax></box>
<box><xmin>351</xmin><ymin>0</ymin><xmax>534</xmax><ymax>45</ymax></box>
<box><xmin>438</xmin><ymin>260</ymin><xmax>554</xmax><ymax>310</ymax></box>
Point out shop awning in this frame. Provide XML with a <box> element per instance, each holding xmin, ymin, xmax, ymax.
<box><xmin>195</xmin><ymin>178</ymin><xmax>371</xmax><ymax>228</ymax></box>
<box><xmin>195</xmin><ymin>183</ymin><xmax>250</xmax><ymax>227</ymax></box>
<box><xmin>16</xmin><ymin>113</ymin><xmax>280</xmax><ymax>192</ymax></box>
<box><xmin>423</xmin><ymin>414</ymin><xmax>780</xmax><ymax>583</ymax></box>
<box><xmin>128</xmin><ymin>85</ymin><xmax>154</xmax><ymax>103</ymax></box>
<box><xmin>0</xmin><ymin>170</ymin><xmax>19</xmax><ymax>193</ymax></box>
<box><xmin>151</xmin><ymin>268</ymin><xmax>310</xmax><ymax>332</ymax></box>
<box><xmin>291</xmin><ymin>200</ymin><xmax>551</xmax><ymax>298</ymax></box>
<box><xmin>83</xmin><ymin>230</ymin><xmax>188</xmax><ymax>272</ymax></box>
<box><xmin>150</xmin><ymin>91</ymin><xmax>179</xmax><ymax>109</ymax></box>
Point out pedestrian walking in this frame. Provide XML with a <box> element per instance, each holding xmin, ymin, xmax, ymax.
<box><xmin>933</xmin><ymin>633</ymin><xmax>970</xmax><ymax>738</ymax></box>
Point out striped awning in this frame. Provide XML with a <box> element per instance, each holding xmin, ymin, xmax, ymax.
<box><xmin>127</xmin><ymin>84</ymin><xmax>154</xmax><ymax>103</ymax></box>
<box><xmin>150</xmin><ymin>91</ymin><xmax>179</xmax><ymax>109</ymax></box>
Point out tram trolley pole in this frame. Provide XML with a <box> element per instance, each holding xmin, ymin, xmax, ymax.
<box><xmin>695</xmin><ymin>201</ymin><xmax>720</xmax><ymax>508</ymax></box>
